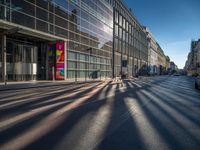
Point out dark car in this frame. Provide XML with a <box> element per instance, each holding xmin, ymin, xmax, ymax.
<box><xmin>195</xmin><ymin>76</ymin><xmax>200</xmax><ymax>89</ymax></box>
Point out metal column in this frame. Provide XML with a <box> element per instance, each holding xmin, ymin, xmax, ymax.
<box><xmin>64</xmin><ymin>41</ymin><xmax>67</xmax><ymax>80</ymax></box>
<box><xmin>112</xmin><ymin>7</ymin><xmax>115</xmax><ymax>79</ymax></box>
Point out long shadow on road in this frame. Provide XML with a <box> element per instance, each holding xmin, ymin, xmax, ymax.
<box><xmin>138</xmin><ymin>89</ymin><xmax>200</xmax><ymax>149</ymax></box>
<box><xmin>0</xmin><ymin>81</ymin><xmax>107</xmax><ymax>149</ymax></box>
<box><xmin>0</xmin><ymin>82</ymin><xmax>101</xmax><ymax>118</ymax></box>
<box><xmin>96</xmin><ymin>78</ymin><xmax>200</xmax><ymax>150</ymax></box>
<box><xmin>1</xmin><ymin>77</ymin><xmax>199</xmax><ymax>150</ymax></box>
<box><xmin>20</xmin><ymin>81</ymin><xmax>113</xmax><ymax>150</ymax></box>
<box><xmin>96</xmin><ymin>80</ymin><xmax>146</xmax><ymax>150</ymax></box>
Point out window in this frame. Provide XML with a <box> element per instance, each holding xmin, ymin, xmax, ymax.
<box><xmin>68</xmin><ymin>70</ymin><xmax>75</xmax><ymax>78</ymax></box>
<box><xmin>36</xmin><ymin>7</ymin><xmax>48</xmax><ymax>21</ymax></box>
<box><xmin>79</xmin><ymin>62</ymin><xmax>85</xmax><ymax>69</ymax></box>
<box><xmin>119</xmin><ymin>15</ymin><xmax>122</xmax><ymax>26</ymax></box>
<box><xmin>12</xmin><ymin>11</ymin><xmax>35</xmax><ymax>29</ymax></box>
<box><xmin>115</xmin><ymin>11</ymin><xmax>118</xmax><ymax>23</ymax></box>
<box><xmin>79</xmin><ymin>54</ymin><xmax>86</xmax><ymax>61</ymax></box>
<box><xmin>68</xmin><ymin>52</ymin><xmax>76</xmax><ymax>60</ymax></box>
<box><xmin>115</xmin><ymin>24</ymin><xmax>118</xmax><ymax>36</ymax></box>
<box><xmin>68</xmin><ymin>61</ymin><xmax>76</xmax><ymax>69</ymax></box>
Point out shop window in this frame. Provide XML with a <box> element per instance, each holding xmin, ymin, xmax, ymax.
<box><xmin>68</xmin><ymin>51</ymin><xmax>76</xmax><ymax>60</ymax></box>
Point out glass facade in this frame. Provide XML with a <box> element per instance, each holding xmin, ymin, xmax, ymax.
<box><xmin>0</xmin><ymin>0</ymin><xmax>148</xmax><ymax>81</ymax></box>
<box><xmin>0</xmin><ymin>0</ymin><xmax>113</xmax><ymax>81</ymax></box>
<box><xmin>66</xmin><ymin>0</ymin><xmax>113</xmax><ymax>79</ymax></box>
<box><xmin>113</xmin><ymin>0</ymin><xmax>148</xmax><ymax>77</ymax></box>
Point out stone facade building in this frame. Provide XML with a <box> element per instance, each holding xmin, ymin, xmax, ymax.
<box><xmin>185</xmin><ymin>39</ymin><xmax>200</xmax><ymax>75</ymax></box>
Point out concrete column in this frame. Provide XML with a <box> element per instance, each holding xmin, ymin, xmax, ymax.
<box><xmin>0</xmin><ymin>36</ymin><xmax>2</xmax><ymax>81</ymax></box>
<box><xmin>46</xmin><ymin>43</ymin><xmax>49</xmax><ymax>80</ymax></box>
<box><xmin>112</xmin><ymin>7</ymin><xmax>115</xmax><ymax>78</ymax></box>
<box><xmin>64</xmin><ymin>41</ymin><xmax>67</xmax><ymax>80</ymax></box>
<box><xmin>2</xmin><ymin>34</ymin><xmax>7</xmax><ymax>85</ymax></box>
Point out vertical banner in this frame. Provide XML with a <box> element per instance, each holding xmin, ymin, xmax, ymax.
<box><xmin>56</xmin><ymin>41</ymin><xmax>65</xmax><ymax>79</ymax></box>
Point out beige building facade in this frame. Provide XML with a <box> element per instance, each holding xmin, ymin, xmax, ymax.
<box><xmin>144</xmin><ymin>27</ymin><xmax>159</xmax><ymax>75</ymax></box>
<box><xmin>185</xmin><ymin>39</ymin><xmax>200</xmax><ymax>75</ymax></box>
<box><xmin>144</xmin><ymin>27</ymin><xmax>170</xmax><ymax>75</ymax></box>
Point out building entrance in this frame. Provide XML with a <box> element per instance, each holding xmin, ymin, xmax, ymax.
<box><xmin>6</xmin><ymin>41</ymin><xmax>37</xmax><ymax>81</ymax></box>
<box><xmin>0</xmin><ymin>35</ymin><xmax>64</xmax><ymax>82</ymax></box>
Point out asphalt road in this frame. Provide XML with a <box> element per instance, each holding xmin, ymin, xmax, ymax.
<box><xmin>0</xmin><ymin>76</ymin><xmax>200</xmax><ymax>150</ymax></box>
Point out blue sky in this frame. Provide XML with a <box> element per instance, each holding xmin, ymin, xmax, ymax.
<box><xmin>123</xmin><ymin>0</ymin><xmax>200</xmax><ymax>69</ymax></box>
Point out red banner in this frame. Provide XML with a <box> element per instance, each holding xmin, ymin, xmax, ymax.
<box><xmin>56</xmin><ymin>41</ymin><xmax>65</xmax><ymax>79</ymax></box>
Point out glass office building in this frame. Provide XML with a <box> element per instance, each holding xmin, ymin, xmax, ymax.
<box><xmin>113</xmin><ymin>0</ymin><xmax>148</xmax><ymax>77</ymax></box>
<box><xmin>0</xmin><ymin>0</ymin><xmax>147</xmax><ymax>81</ymax></box>
<box><xmin>0</xmin><ymin>0</ymin><xmax>113</xmax><ymax>81</ymax></box>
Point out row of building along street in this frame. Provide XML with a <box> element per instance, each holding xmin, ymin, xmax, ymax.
<box><xmin>185</xmin><ymin>39</ymin><xmax>200</xmax><ymax>76</ymax></box>
<box><xmin>0</xmin><ymin>0</ymin><xmax>178</xmax><ymax>82</ymax></box>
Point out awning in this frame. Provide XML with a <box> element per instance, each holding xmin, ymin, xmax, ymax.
<box><xmin>0</xmin><ymin>20</ymin><xmax>67</xmax><ymax>42</ymax></box>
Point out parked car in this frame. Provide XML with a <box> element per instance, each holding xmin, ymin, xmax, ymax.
<box><xmin>195</xmin><ymin>76</ymin><xmax>200</xmax><ymax>89</ymax></box>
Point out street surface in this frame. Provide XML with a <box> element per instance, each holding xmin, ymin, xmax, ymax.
<box><xmin>0</xmin><ymin>76</ymin><xmax>200</xmax><ymax>150</ymax></box>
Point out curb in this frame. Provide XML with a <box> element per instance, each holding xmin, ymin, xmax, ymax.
<box><xmin>0</xmin><ymin>80</ymin><xmax>103</xmax><ymax>92</ymax></box>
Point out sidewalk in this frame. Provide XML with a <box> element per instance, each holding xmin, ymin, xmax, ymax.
<box><xmin>0</xmin><ymin>78</ymin><xmax>111</xmax><ymax>91</ymax></box>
